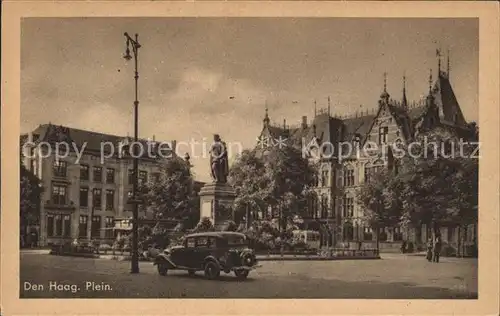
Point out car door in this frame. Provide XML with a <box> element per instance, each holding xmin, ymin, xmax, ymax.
<box><xmin>190</xmin><ymin>236</ymin><xmax>210</xmax><ymax>269</ymax></box>
<box><xmin>176</xmin><ymin>237</ymin><xmax>196</xmax><ymax>268</ymax></box>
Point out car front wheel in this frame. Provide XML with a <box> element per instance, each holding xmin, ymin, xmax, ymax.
<box><xmin>157</xmin><ymin>263</ymin><xmax>168</xmax><ymax>276</ymax></box>
<box><xmin>204</xmin><ymin>261</ymin><xmax>220</xmax><ymax>280</ymax></box>
<box><xmin>234</xmin><ymin>269</ymin><xmax>249</xmax><ymax>280</ymax></box>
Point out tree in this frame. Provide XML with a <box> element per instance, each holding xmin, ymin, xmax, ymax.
<box><xmin>359</xmin><ymin>127</ymin><xmax>479</xmax><ymax>249</ymax></box>
<box><xmin>356</xmin><ymin>169</ymin><xmax>402</xmax><ymax>250</ymax></box>
<box><xmin>20</xmin><ymin>164</ymin><xmax>42</xmax><ymax>234</ymax></box>
<box><xmin>139</xmin><ymin>156</ymin><xmax>199</xmax><ymax>226</ymax></box>
<box><xmin>228</xmin><ymin>149</ymin><xmax>269</xmax><ymax>225</ymax></box>
<box><xmin>397</xmin><ymin>127</ymin><xmax>478</xmax><ymax>235</ymax></box>
<box><xmin>264</xmin><ymin>145</ymin><xmax>318</xmax><ymax>232</ymax></box>
<box><xmin>229</xmin><ymin>146</ymin><xmax>317</xmax><ymax>233</ymax></box>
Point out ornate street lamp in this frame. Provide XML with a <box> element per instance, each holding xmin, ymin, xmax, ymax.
<box><xmin>123</xmin><ymin>32</ymin><xmax>142</xmax><ymax>274</ymax></box>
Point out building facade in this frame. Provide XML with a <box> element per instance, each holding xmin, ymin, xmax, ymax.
<box><xmin>257</xmin><ymin>64</ymin><xmax>477</xmax><ymax>249</ymax></box>
<box><xmin>21</xmin><ymin>124</ymin><xmax>178</xmax><ymax>246</ymax></box>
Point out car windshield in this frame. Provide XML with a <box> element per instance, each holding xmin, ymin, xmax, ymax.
<box><xmin>226</xmin><ymin>235</ymin><xmax>247</xmax><ymax>246</ymax></box>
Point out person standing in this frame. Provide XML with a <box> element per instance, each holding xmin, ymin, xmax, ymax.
<box><xmin>400</xmin><ymin>240</ymin><xmax>407</xmax><ymax>254</ymax></box>
<box><xmin>433</xmin><ymin>233</ymin><xmax>442</xmax><ymax>263</ymax></box>
<box><xmin>33</xmin><ymin>230</ymin><xmax>39</xmax><ymax>248</ymax></box>
<box><xmin>426</xmin><ymin>237</ymin><xmax>433</xmax><ymax>262</ymax></box>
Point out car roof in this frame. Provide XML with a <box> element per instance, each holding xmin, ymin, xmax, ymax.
<box><xmin>185</xmin><ymin>231</ymin><xmax>246</xmax><ymax>239</ymax></box>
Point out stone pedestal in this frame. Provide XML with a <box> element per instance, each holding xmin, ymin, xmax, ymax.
<box><xmin>199</xmin><ymin>182</ymin><xmax>236</xmax><ymax>227</ymax></box>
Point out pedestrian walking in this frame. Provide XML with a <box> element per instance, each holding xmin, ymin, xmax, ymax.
<box><xmin>400</xmin><ymin>240</ymin><xmax>407</xmax><ymax>254</ymax></box>
<box><xmin>426</xmin><ymin>237</ymin><xmax>433</xmax><ymax>262</ymax></box>
<box><xmin>433</xmin><ymin>234</ymin><xmax>442</xmax><ymax>263</ymax></box>
<box><xmin>32</xmin><ymin>230</ymin><xmax>39</xmax><ymax>248</ymax></box>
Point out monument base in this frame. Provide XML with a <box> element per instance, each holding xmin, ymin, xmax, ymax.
<box><xmin>199</xmin><ymin>182</ymin><xmax>236</xmax><ymax>227</ymax></box>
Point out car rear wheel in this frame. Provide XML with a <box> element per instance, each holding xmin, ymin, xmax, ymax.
<box><xmin>204</xmin><ymin>261</ymin><xmax>220</xmax><ymax>280</ymax></box>
<box><xmin>157</xmin><ymin>263</ymin><xmax>168</xmax><ymax>276</ymax></box>
<box><xmin>234</xmin><ymin>269</ymin><xmax>249</xmax><ymax>280</ymax></box>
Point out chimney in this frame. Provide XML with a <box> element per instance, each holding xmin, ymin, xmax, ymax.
<box><xmin>302</xmin><ymin>116</ymin><xmax>308</xmax><ymax>129</ymax></box>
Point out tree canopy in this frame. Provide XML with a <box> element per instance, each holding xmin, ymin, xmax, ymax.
<box><xmin>138</xmin><ymin>156</ymin><xmax>199</xmax><ymax>227</ymax></box>
<box><xmin>20</xmin><ymin>164</ymin><xmax>43</xmax><ymax>228</ymax></box>
<box><xmin>357</xmin><ymin>127</ymin><xmax>478</xmax><ymax>233</ymax></box>
<box><xmin>228</xmin><ymin>145</ymin><xmax>317</xmax><ymax>231</ymax></box>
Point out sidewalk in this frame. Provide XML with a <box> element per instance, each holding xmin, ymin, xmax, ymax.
<box><xmin>256</xmin><ymin>254</ymin><xmax>380</xmax><ymax>261</ymax></box>
<box><xmin>20</xmin><ymin>248</ymin><xmax>51</xmax><ymax>254</ymax></box>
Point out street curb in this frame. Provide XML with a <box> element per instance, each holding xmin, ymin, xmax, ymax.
<box><xmin>256</xmin><ymin>256</ymin><xmax>381</xmax><ymax>261</ymax></box>
<box><xmin>96</xmin><ymin>255</ymin><xmax>381</xmax><ymax>262</ymax></box>
<box><xmin>45</xmin><ymin>252</ymin><xmax>381</xmax><ymax>262</ymax></box>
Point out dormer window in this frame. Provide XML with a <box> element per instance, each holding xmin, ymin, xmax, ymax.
<box><xmin>353</xmin><ymin>134</ymin><xmax>361</xmax><ymax>148</ymax></box>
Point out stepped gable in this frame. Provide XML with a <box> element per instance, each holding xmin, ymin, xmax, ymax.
<box><xmin>387</xmin><ymin>103</ymin><xmax>413</xmax><ymax>140</ymax></box>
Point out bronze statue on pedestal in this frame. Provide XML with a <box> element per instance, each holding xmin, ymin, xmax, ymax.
<box><xmin>209</xmin><ymin>134</ymin><xmax>229</xmax><ymax>183</ymax></box>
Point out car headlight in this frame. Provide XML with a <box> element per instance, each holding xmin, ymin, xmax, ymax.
<box><xmin>241</xmin><ymin>253</ymin><xmax>254</xmax><ymax>266</ymax></box>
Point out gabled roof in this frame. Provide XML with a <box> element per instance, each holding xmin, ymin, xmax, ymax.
<box><xmin>22</xmin><ymin>123</ymin><xmax>175</xmax><ymax>158</ymax></box>
<box><xmin>408</xmin><ymin>105</ymin><xmax>428</xmax><ymax>121</ymax></box>
<box><xmin>342</xmin><ymin>115</ymin><xmax>376</xmax><ymax>143</ymax></box>
<box><xmin>266</xmin><ymin>126</ymin><xmax>288</xmax><ymax>139</ymax></box>
<box><xmin>257</xmin><ymin>70</ymin><xmax>471</xmax><ymax>154</ymax></box>
<box><xmin>432</xmin><ymin>72</ymin><xmax>468</xmax><ymax>126</ymax></box>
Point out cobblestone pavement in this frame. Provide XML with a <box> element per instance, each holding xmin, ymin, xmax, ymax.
<box><xmin>20</xmin><ymin>252</ymin><xmax>477</xmax><ymax>299</ymax></box>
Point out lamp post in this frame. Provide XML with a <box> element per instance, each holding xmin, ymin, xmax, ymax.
<box><xmin>123</xmin><ymin>32</ymin><xmax>141</xmax><ymax>274</ymax></box>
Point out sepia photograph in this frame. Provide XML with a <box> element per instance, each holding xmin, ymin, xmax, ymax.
<box><xmin>1</xmin><ymin>1</ymin><xmax>499</xmax><ymax>315</ymax></box>
<box><xmin>17</xmin><ymin>16</ymin><xmax>480</xmax><ymax>299</ymax></box>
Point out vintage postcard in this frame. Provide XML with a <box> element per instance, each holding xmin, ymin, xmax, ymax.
<box><xmin>1</xmin><ymin>1</ymin><xmax>499</xmax><ymax>315</ymax></box>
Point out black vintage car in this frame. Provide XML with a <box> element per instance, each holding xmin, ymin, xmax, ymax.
<box><xmin>153</xmin><ymin>232</ymin><xmax>259</xmax><ymax>280</ymax></box>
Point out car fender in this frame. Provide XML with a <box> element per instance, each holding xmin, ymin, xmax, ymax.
<box><xmin>153</xmin><ymin>253</ymin><xmax>177</xmax><ymax>268</ymax></box>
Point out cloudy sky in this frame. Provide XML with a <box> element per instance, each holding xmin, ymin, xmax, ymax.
<box><xmin>21</xmin><ymin>18</ymin><xmax>478</xmax><ymax>182</ymax></box>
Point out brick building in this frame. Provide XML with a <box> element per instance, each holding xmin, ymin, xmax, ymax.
<box><xmin>257</xmin><ymin>65</ymin><xmax>477</xmax><ymax>250</ymax></box>
<box><xmin>21</xmin><ymin>124</ymin><xmax>178</xmax><ymax>246</ymax></box>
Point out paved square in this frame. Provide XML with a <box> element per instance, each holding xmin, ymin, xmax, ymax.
<box><xmin>20</xmin><ymin>252</ymin><xmax>477</xmax><ymax>298</ymax></box>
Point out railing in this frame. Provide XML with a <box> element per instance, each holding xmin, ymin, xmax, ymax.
<box><xmin>255</xmin><ymin>248</ymin><xmax>379</xmax><ymax>258</ymax></box>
